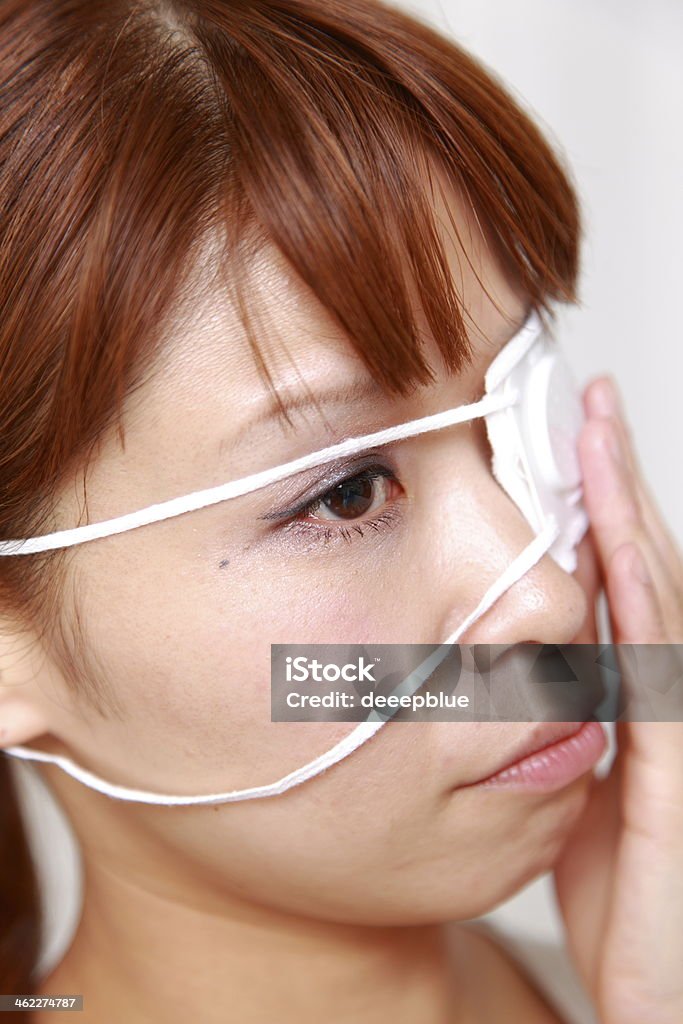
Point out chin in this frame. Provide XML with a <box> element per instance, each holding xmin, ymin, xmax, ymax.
<box><xmin>282</xmin><ymin>778</ymin><xmax>595</xmax><ymax>929</ymax></box>
<box><xmin>471</xmin><ymin>777</ymin><xmax>594</xmax><ymax>909</ymax></box>
<box><xmin>421</xmin><ymin>775</ymin><xmax>595</xmax><ymax>921</ymax></box>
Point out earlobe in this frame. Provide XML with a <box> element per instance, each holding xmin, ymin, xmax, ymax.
<box><xmin>0</xmin><ymin>696</ymin><xmax>51</xmax><ymax>749</ymax></box>
<box><xmin>0</xmin><ymin>619</ymin><xmax>53</xmax><ymax>748</ymax></box>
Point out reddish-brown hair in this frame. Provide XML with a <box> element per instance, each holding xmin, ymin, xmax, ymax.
<box><xmin>0</xmin><ymin>0</ymin><xmax>582</xmax><ymax>991</ymax></box>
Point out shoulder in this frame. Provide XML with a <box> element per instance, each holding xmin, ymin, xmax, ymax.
<box><xmin>446</xmin><ymin>920</ymin><xmax>572</xmax><ymax>1024</ymax></box>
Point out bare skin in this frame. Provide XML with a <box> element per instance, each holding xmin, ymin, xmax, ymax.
<box><xmin>2</xmin><ymin>165</ymin><xmax>681</xmax><ymax>1024</ymax></box>
<box><xmin>34</xmin><ymin>917</ymin><xmax>566</xmax><ymax>1024</ymax></box>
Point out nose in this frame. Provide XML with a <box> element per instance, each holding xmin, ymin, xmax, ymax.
<box><xmin>429</xmin><ymin>420</ymin><xmax>590</xmax><ymax>646</ymax></box>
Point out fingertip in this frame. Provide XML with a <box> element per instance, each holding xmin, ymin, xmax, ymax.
<box><xmin>578</xmin><ymin>415</ymin><xmax>618</xmax><ymax>465</ymax></box>
<box><xmin>584</xmin><ymin>376</ymin><xmax>618</xmax><ymax>420</ymax></box>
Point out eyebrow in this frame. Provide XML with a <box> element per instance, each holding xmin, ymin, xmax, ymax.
<box><xmin>222</xmin><ymin>314</ymin><xmax>530</xmax><ymax>454</ymax></box>
<box><xmin>245</xmin><ymin>377</ymin><xmax>388</xmax><ymax>432</ymax></box>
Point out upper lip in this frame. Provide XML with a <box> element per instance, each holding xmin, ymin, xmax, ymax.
<box><xmin>462</xmin><ymin>721</ymin><xmax>587</xmax><ymax>787</ymax></box>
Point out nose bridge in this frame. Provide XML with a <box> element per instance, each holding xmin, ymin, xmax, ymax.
<box><xmin>430</xmin><ymin>420</ymin><xmax>588</xmax><ymax>646</ymax></box>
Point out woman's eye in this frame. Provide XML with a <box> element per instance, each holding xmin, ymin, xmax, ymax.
<box><xmin>261</xmin><ymin>461</ymin><xmax>405</xmax><ymax>550</ymax></box>
<box><xmin>300</xmin><ymin>467</ymin><xmax>399</xmax><ymax>523</ymax></box>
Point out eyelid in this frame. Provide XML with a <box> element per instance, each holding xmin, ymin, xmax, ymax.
<box><xmin>260</xmin><ymin>454</ymin><xmax>400</xmax><ymax>523</ymax></box>
<box><xmin>296</xmin><ymin>465</ymin><xmax>398</xmax><ymax>523</ymax></box>
<box><xmin>281</xmin><ymin>504</ymin><xmax>402</xmax><ymax>550</ymax></box>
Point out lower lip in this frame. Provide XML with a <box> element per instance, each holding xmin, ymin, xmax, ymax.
<box><xmin>463</xmin><ymin>721</ymin><xmax>607</xmax><ymax>793</ymax></box>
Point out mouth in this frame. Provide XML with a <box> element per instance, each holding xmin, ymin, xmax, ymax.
<box><xmin>458</xmin><ymin>720</ymin><xmax>607</xmax><ymax>793</ymax></box>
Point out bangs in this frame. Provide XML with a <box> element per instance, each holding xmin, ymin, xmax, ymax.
<box><xmin>191</xmin><ymin>0</ymin><xmax>581</xmax><ymax>412</ymax></box>
<box><xmin>0</xmin><ymin>0</ymin><xmax>581</xmax><ymax>518</ymax></box>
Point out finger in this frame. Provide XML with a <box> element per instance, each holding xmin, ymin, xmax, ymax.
<box><xmin>578</xmin><ymin>414</ymin><xmax>642</xmax><ymax>565</ymax></box>
<box><xmin>584</xmin><ymin>378</ymin><xmax>683</xmax><ymax>630</ymax></box>
<box><xmin>606</xmin><ymin>542</ymin><xmax>668</xmax><ymax>644</ymax></box>
<box><xmin>578</xmin><ymin>415</ymin><xmax>674</xmax><ymax>608</ymax></box>
<box><xmin>584</xmin><ymin>377</ymin><xmax>683</xmax><ymax>578</ymax></box>
<box><xmin>607</xmin><ymin>544</ymin><xmax>683</xmax><ymax>784</ymax></box>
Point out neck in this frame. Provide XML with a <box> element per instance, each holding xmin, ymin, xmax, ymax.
<box><xmin>38</xmin><ymin>852</ymin><xmax>466</xmax><ymax>1024</ymax></box>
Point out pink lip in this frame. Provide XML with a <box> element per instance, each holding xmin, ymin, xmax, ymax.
<box><xmin>460</xmin><ymin>720</ymin><xmax>607</xmax><ymax>793</ymax></box>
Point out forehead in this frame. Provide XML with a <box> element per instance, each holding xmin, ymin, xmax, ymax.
<box><xmin>148</xmin><ymin>167</ymin><xmax>528</xmax><ymax>428</ymax></box>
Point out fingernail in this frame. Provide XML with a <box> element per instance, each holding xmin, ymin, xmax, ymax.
<box><xmin>630</xmin><ymin>545</ymin><xmax>652</xmax><ymax>586</ymax></box>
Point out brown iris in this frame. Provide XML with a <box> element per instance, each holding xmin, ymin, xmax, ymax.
<box><xmin>320</xmin><ymin>475</ymin><xmax>375</xmax><ymax>520</ymax></box>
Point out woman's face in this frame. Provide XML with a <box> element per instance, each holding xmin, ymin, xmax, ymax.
<box><xmin>13</xmin><ymin>181</ymin><xmax>600</xmax><ymax>926</ymax></box>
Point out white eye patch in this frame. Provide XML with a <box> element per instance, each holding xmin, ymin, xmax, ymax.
<box><xmin>1</xmin><ymin>310</ymin><xmax>588</xmax><ymax>805</ymax></box>
<box><xmin>483</xmin><ymin>310</ymin><xmax>588</xmax><ymax>573</ymax></box>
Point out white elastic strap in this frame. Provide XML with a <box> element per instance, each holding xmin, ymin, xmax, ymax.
<box><xmin>0</xmin><ymin>390</ymin><xmax>518</xmax><ymax>556</ymax></box>
<box><xmin>2</xmin><ymin>516</ymin><xmax>560</xmax><ymax>805</ymax></box>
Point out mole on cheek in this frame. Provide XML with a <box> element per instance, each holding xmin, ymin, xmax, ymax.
<box><xmin>218</xmin><ymin>558</ymin><xmax>230</xmax><ymax>569</ymax></box>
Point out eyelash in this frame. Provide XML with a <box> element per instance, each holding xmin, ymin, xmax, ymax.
<box><xmin>276</xmin><ymin>463</ymin><xmax>403</xmax><ymax>548</ymax></box>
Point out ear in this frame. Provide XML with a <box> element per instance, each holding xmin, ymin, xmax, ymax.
<box><xmin>0</xmin><ymin>618</ymin><xmax>53</xmax><ymax>749</ymax></box>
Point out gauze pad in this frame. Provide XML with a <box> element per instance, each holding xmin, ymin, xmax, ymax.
<box><xmin>0</xmin><ymin>309</ymin><xmax>588</xmax><ymax>805</ymax></box>
<box><xmin>483</xmin><ymin>314</ymin><xmax>587</xmax><ymax>573</ymax></box>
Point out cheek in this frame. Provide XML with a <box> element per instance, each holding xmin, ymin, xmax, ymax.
<box><xmin>230</xmin><ymin>544</ymin><xmax>411</xmax><ymax>642</ymax></box>
<box><xmin>61</xmin><ymin>540</ymin><xmax>593</xmax><ymax>925</ymax></box>
<box><xmin>62</xmin><ymin>536</ymin><xmax>405</xmax><ymax>794</ymax></box>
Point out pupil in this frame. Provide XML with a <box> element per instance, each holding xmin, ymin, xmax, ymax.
<box><xmin>323</xmin><ymin>476</ymin><xmax>374</xmax><ymax>520</ymax></box>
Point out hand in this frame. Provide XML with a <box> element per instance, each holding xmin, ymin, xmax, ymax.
<box><xmin>552</xmin><ymin>376</ymin><xmax>683</xmax><ymax>1024</ymax></box>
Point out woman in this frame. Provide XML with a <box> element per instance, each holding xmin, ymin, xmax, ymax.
<box><xmin>0</xmin><ymin>1</ymin><xmax>681</xmax><ymax>1022</ymax></box>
